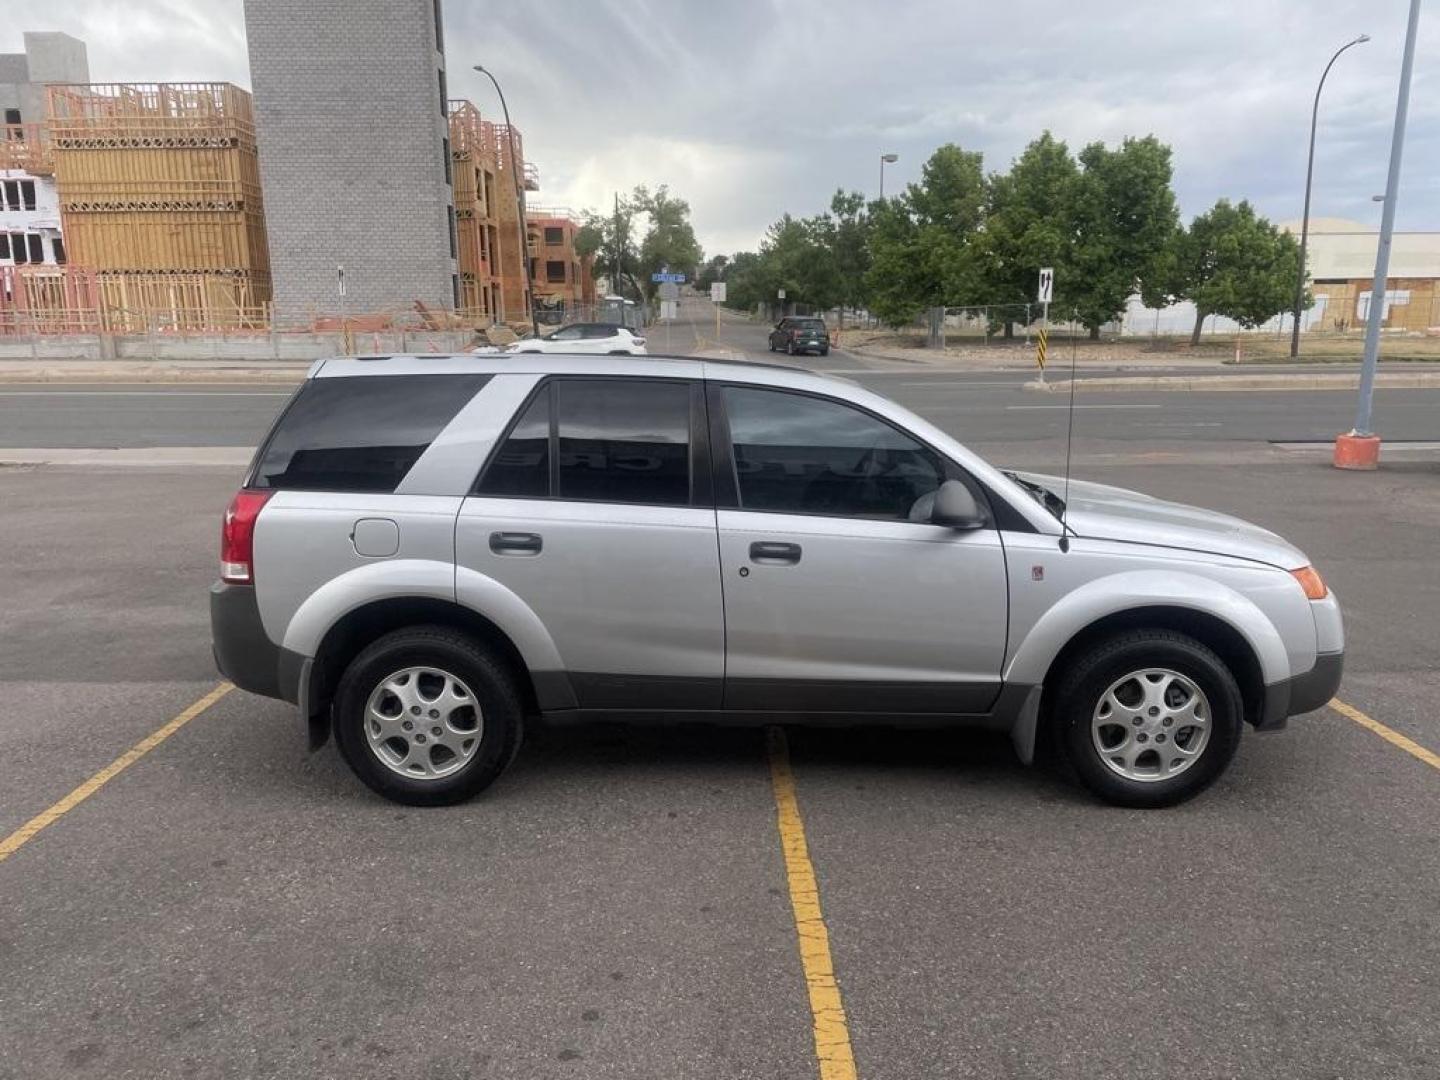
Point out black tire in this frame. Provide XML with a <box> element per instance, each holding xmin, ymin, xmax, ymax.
<box><xmin>767</xmin><ymin>339</ymin><xmax>776</xmax><ymax>352</ymax></box>
<box><xmin>333</xmin><ymin>626</ymin><xmax>524</xmax><ymax>806</ymax></box>
<box><xmin>820</xmin><ymin>347</ymin><xmax>830</xmax><ymax>356</ymax></box>
<box><xmin>1055</xmin><ymin>630</ymin><xmax>1242</xmax><ymax>808</ymax></box>
<box><xmin>786</xmin><ymin>341</ymin><xmax>795</xmax><ymax>356</ymax></box>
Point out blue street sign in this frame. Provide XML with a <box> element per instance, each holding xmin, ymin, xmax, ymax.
<box><xmin>651</xmin><ymin>272</ymin><xmax>686</xmax><ymax>283</ymax></box>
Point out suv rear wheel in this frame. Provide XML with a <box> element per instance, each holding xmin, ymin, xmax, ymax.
<box><xmin>333</xmin><ymin>626</ymin><xmax>524</xmax><ymax>806</ymax></box>
<box><xmin>1055</xmin><ymin>629</ymin><xmax>1242</xmax><ymax>808</ymax></box>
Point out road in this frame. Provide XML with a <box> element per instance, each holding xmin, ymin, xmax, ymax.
<box><xmin>1</xmin><ymin>299</ymin><xmax>1438</xmax><ymax>1078</ymax></box>
<box><xmin>2</xmin><ymin>301</ymin><xmax>1437</xmax><ymax>452</ymax></box>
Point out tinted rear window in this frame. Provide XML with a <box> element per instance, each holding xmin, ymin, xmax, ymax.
<box><xmin>251</xmin><ymin>374</ymin><xmax>490</xmax><ymax>492</ymax></box>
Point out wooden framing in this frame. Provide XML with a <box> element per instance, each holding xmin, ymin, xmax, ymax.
<box><xmin>45</xmin><ymin>83</ymin><xmax>270</xmax><ymax>313</ymax></box>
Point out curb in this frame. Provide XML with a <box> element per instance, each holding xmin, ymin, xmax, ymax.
<box><xmin>0</xmin><ymin>366</ymin><xmax>310</xmax><ymax>384</ymax></box>
<box><xmin>1024</xmin><ymin>372</ymin><xmax>1440</xmax><ymax>393</ymax></box>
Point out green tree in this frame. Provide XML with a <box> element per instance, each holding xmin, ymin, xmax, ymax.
<box><xmin>634</xmin><ymin>185</ymin><xmax>703</xmax><ymax>299</ymax></box>
<box><xmin>575</xmin><ymin>185</ymin><xmax>703</xmax><ymax>302</ymax></box>
<box><xmin>866</xmin><ymin>143</ymin><xmax>988</xmax><ymax>327</ymax></box>
<box><xmin>576</xmin><ymin>195</ymin><xmax>643</xmax><ymax>300</ymax></box>
<box><xmin>1164</xmin><ymin>199</ymin><xmax>1303</xmax><ymax>344</ymax></box>
<box><xmin>1068</xmin><ymin>136</ymin><xmax>1179</xmax><ymax>337</ymax></box>
<box><xmin>981</xmin><ymin>131</ymin><xmax>1079</xmax><ymax>336</ymax></box>
<box><xmin>722</xmin><ymin>250</ymin><xmax>764</xmax><ymax>311</ymax></box>
<box><xmin>695</xmin><ymin>254</ymin><xmax>729</xmax><ymax>292</ymax></box>
<box><xmin>826</xmin><ymin>189</ymin><xmax>872</xmax><ymax>326</ymax></box>
<box><xmin>749</xmin><ymin>213</ymin><xmax>841</xmax><ymax>313</ymax></box>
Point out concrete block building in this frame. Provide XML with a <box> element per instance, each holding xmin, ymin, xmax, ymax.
<box><xmin>243</xmin><ymin>0</ymin><xmax>458</xmax><ymax>319</ymax></box>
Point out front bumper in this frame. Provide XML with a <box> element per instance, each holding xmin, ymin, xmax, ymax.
<box><xmin>210</xmin><ymin>582</ymin><xmax>306</xmax><ymax>704</ymax></box>
<box><xmin>1258</xmin><ymin>651</ymin><xmax>1344</xmax><ymax>731</ymax></box>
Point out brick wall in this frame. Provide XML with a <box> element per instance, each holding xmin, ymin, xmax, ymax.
<box><xmin>243</xmin><ymin>0</ymin><xmax>457</xmax><ymax>319</ymax></box>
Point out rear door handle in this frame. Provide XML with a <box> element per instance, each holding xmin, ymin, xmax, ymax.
<box><xmin>490</xmin><ymin>531</ymin><xmax>542</xmax><ymax>555</ymax></box>
<box><xmin>749</xmin><ymin>541</ymin><xmax>802</xmax><ymax>565</ymax></box>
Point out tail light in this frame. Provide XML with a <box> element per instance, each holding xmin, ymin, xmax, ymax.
<box><xmin>221</xmin><ymin>489</ymin><xmax>273</xmax><ymax>584</ymax></box>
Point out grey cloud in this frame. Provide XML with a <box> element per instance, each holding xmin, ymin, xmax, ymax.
<box><xmin>5</xmin><ymin>0</ymin><xmax>1437</xmax><ymax>254</ymax></box>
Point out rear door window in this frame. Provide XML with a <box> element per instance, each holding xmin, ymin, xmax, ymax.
<box><xmin>474</xmin><ymin>378</ymin><xmax>694</xmax><ymax>506</ymax></box>
<box><xmin>251</xmin><ymin>374</ymin><xmax>489</xmax><ymax>492</ymax></box>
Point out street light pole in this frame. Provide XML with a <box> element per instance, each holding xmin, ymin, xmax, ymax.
<box><xmin>879</xmin><ymin>152</ymin><xmax>898</xmax><ymax>199</ymax></box>
<box><xmin>1290</xmin><ymin>34</ymin><xmax>1369</xmax><ymax>358</ymax></box>
<box><xmin>1337</xmin><ymin>0</ymin><xmax>1422</xmax><ymax>469</ymax></box>
<box><xmin>474</xmin><ymin>64</ymin><xmax>539</xmax><ymax>338</ymax></box>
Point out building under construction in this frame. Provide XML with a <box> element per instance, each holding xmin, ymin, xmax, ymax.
<box><xmin>46</xmin><ymin>82</ymin><xmax>270</xmax><ymax>326</ymax></box>
<box><xmin>526</xmin><ymin>206</ymin><xmax>596</xmax><ymax>321</ymax></box>
<box><xmin>448</xmin><ymin>98</ymin><xmax>547</xmax><ymax>326</ymax></box>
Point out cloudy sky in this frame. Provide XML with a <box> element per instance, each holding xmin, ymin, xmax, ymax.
<box><xmin>4</xmin><ymin>0</ymin><xmax>1438</xmax><ymax>256</ymax></box>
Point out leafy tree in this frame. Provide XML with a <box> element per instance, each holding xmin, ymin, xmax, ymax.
<box><xmin>576</xmin><ymin>195</ymin><xmax>643</xmax><ymax>300</ymax></box>
<box><xmin>981</xmin><ymin>131</ymin><xmax>1079</xmax><ymax>336</ymax></box>
<box><xmin>746</xmin><ymin>213</ymin><xmax>841</xmax><ymax>313</ymax></box>
<box><xmin>721</xmin><ymin>250</ymin><xmax>764</xmax><ymax>310</ymax></box>
<box><xmin>1162</xmin><ymin>199</ymin><xmax>1303</xmax><ymax>344</ymax></box>
<box><xmin>634</xmin><ymin>185</ymin><xmax>703</xmax><ymax>299</ymax></box>
<box><xmin>826</xmin><ymin>189</ymin><xmax>872</xmax><ymax>326</ymax></box>
<box><xmin>575</xmin><ymin>185</ymin><xmax>703</xmax><ymax>301</ymax></box>
<box><xmin>1068</xmin><ymin>136</ymin><xmax>1179</xmax><ymax>337</ymax></box>
<box><xmin>695</xmin><ymin>254</ymin><xmax>729</xmax><ymax>292</ymax></box>
<box><xmin>866</xmin><ymin>144</ymin><xmax>987</xmax><ymax>326</ymax></box>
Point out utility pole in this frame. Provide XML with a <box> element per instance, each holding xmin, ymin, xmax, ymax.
<box><xmin>1335</xmin><ymin>0</ymin><xmax>1422</xmax><ymax>469</ymax></box>
<box><xmin>613</xmin><ymin>192</ymin><xmax>621</xmax><ymax>299</ymax></box>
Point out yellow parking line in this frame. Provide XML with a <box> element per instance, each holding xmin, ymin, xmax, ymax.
<box><xmin>767</xmin><ymin>727</ymin><xmax>859</xmax><ymax>1080</ymax></box>
<box><xmin>0</xmin><ymin>682</ymin><xmax>233</xmax><ymax>865</ymax></box>
<box><xmin>1330</xmin><ymin>697</ymin><xmax>1440</xmax><ymax>772</ymax></box>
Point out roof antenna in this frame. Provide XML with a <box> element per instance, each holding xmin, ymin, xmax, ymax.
<box><xmin>1058</xmin><ymin>309</ymin><xmax>1078</xmax><ymax>553</ymax></box>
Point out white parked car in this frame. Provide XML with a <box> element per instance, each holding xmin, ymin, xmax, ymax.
<box><xmin>505</xmin><ymin>323</ymin><xmax>647</xmax><ymax>356</ymax></box>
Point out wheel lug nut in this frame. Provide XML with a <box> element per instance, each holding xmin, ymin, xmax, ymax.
<box><xmin>429</xmin><ymin>709</ymin><xmax>439</xmax><ymax>718</ymax></box>
<box><xmin>1162</xmin><ymin>717</ymin><xmax>1173</xmax><ymax>726</ymax></box>
<box><xmin>1132</xmin><ymin>718</ymin><xmax>1144</xmax><ymax>727</ymax></box>
<box><xmin>402</xmin><ymin>721</ymin><xmax>413</xmax><ymax>731</ymax></box>
<box><xmin>410</xmin><ymin>706</ymin><xmax>421</xmax><ymax>715</ymax></box>
<box><xmin>431</xmin><ymin>726</ymin><xmax>441</xmax><ymax>736</ymax></box>
<box><xmin>1156</xmin><ymin>733</ymin><xmax>1167</xmax><ymax>743</ymax></box>
<box><xmin>1137</xmin><ymin>733</ymin><xmax>1149</xmax><ymax>743</ymax></box>
<box><xmin>1148</xmin><ymin>707</ymin><xmax>1160</xmax><ymax>717</ymax></box>
<box><xmin>416</xmin><ymin>734</ymin><xmax>427</xmax><ymax>743</ymax></box>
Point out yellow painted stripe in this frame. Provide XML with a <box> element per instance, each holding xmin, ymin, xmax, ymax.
<box><xmin>1330</xmin><ymin>697</ymin><xmax>1440</xmax><ymax>772</ymax></box>
<box><xmin>767</xmin><ymin>727</ymin><xmax>858</xmax><ymax>1080</ymax></box>
<box><xmin>0</xmin><ymin>682</ymin><xmax>233</xmax><ymax>865</ymax></box>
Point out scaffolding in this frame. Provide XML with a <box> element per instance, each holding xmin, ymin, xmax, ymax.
<box><xmin>448</xmin><ymin>100</ymin><xmax>503</xmax><ymax>323</ymax></box>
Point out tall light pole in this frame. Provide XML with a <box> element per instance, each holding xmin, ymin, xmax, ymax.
<box><xmin>1290</xmin><ymin>34</ymin><xmax>1369</xmax><ymax>358</ymax></box>
<box><xmin>879</xmin><ymin>152</ymin><xmax>898</xmax><ymax>198</ymax></box>
<box><xmin>474</xmin><ymin>64</ymin><xmax>539</xmax><ymax>338</ymax></box>
<box><xmin>1337</xmin><ymin>0</ymin><xmax>1422</xmax><ymax>469</ymax></box>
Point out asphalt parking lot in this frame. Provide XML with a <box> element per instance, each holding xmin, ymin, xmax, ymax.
<box><xmin>2</xmin><ymin>442</ymin><xmax>1438</xmax><ymax>1079</ymax></box>
<box><xmin>4</xmin><ymin>303</ymin><xmax>1440</xmax><ymax>1079</ymax></box>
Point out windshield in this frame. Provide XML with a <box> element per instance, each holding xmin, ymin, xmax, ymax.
<box><xmin>1003</xmin><ymin>470</ymin><xmax>1066</xmax><ymax>521</ymax></box>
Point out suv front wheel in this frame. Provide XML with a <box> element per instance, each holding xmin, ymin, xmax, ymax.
<box><xmin>333</xmin><ymin>626</ymin><xmax>524</xmax><ymax>806</ymax></box>
<box><xmin>1055</xmin><ymin>629</ymin><xmax>1243</xmax><ymax>808</ymax></box>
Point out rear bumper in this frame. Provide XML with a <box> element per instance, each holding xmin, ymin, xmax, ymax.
<box><xmin>1258</xmin><ymin>651</ymin><xmax>1344</xmax><ymax>731</ymax></box>
<box><xmin>210</xmin><ymin>582</ymin><xmax>305</xmax><ymax>704</ymax></box>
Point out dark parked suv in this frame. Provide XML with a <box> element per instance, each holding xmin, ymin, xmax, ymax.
<box><xmin>768</xmin><ymin>317</ymin><xmax>830</xmax><ymax>357</ymax></box>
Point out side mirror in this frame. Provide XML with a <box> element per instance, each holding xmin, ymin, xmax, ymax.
<box><xmin>930</xmin><ymin>480</ymin><xmax>986</xmax><ymax>530</ymax></box>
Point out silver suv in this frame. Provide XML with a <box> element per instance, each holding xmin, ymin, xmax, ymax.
<box><xmin>211</xmin><ymin>354</ymin><xmax>1343</xmax><ymax>808</ymax></box>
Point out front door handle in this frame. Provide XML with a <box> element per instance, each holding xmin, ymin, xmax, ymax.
<box><xmin>749</xmin><ymin>541</ymin><xmax>802</xmax><ymax>565</ymax></box>
<box><xmin>490</xmin><ymin>531</ymin><xmax>542</xmax><ymax>555</ymax></box>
